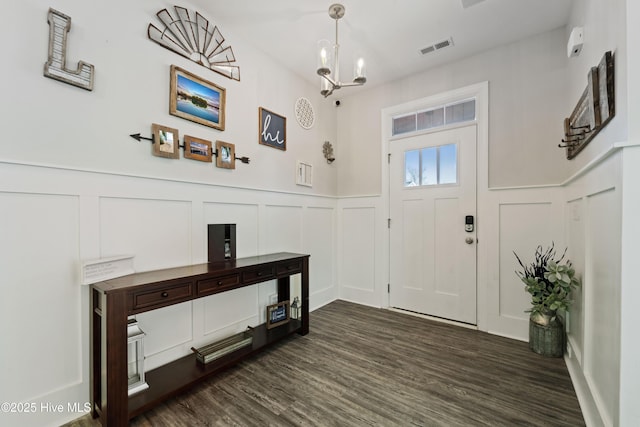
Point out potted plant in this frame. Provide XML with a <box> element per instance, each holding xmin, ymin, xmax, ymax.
<box><xmin>514</xmin><ymin>243</ymin><xmax>580</xmax><ymax>357</ymax></box>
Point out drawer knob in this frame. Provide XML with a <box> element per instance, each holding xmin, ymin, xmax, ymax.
<box><xmin>161</xmin><ymin>291</ymin><xmax>169</xmax><ymax>298</ymax></box>
<box><xmin>257</xmin><ymin>271</ymin><xmax>262</xmax><ymax>276</ymax></box>
<box><xmin>217</xmin><ymin>281</ymin><xmax>223</xmax><ymax>286</ymax></box>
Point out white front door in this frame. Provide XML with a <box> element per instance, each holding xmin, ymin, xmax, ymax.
<box><xmin>389</xmin><ymin>125</ymin><xmax>477</xmax><ymax>324</ymax></box>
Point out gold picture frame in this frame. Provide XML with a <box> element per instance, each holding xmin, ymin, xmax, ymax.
<box><xmin>215</xmin><ymin>140</ymin><xmax>235</xmax><ymax>169</ymax></box>
<box><xmin>170</xmin><ymin>65</ymin><xmax>226</xmax><ymax>130</ymax></box>
<box><xmin>184</xmin><ymin>135</ymin><xmax>213</xmax><ymax>162</ymax></box>
<box><xmin>151</xmin><ymin>123</ymin><xmax>179</xmax><ymax>159</ymax></box>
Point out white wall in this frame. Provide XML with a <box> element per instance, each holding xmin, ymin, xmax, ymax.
<box><xmin>1</xmin><ymin>0</ymin><xmax>336</xmax><ymax>195</ymax></box>
<box><xmin>564</xmin><ymin>0</ymin><xmax>628</xmax><ymax>176</ymax></box>
<box><xmin>0</xmin><ymin>1</ymin><xmax>338</xmax><ymax>426</ymax></box>
<box><xmin>619</xmin><ymin>1</ymin><xmax>640</xmax><ymax>425</ymax></box>
<box><xmin>336</xmin><ymin>26</ymin><xmax>571</xmax><ymax>195</ymax></box>
<box><xmin>334</xmin><ymin>1</ymin><xmax>631</xmax><ymax>426</ymax></box>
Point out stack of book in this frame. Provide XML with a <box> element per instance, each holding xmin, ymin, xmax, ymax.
<box><xmin>191</xmin><ymin>328</ymin><xmax>253</xmax><ymax>364</ymax></box>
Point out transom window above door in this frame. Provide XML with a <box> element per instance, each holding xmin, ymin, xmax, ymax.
<box><xmin>404</xmin><ymin>143</ymin><xmax>457</xmax><ymax>187</ymax></box>
<box><xmin>392</xmin><ymin>99</ymin><xmax>476</xmax><ymax>137</ymax></box>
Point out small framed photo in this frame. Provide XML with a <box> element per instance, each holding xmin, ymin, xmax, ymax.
<box><xmin>151</xmin><ymin>123</ymin><xmax>179</xmax><ymax>159</ymax></box>
<box><xmin>183</xmin><ymin>135</ymin><xmax>213</xmax><ymax>162</ymax></box>
<box><xmin>215</xmin><ymin>140</ymin><xmax>236</xmax><ymax>169</ymax></box>
<box><xmin>170</xmin><ymin>65</ymin><xmax>226</xmax><ymax>130</ymax></box>
<box><xmin>266</xmin><ymin>300</ymin><xmax>290</xmax><ymax>329</ymax></box>
<box><xmin>258</xmin><ymin>107</ymin><xmax>286</xmax><ymax>151</ymax></box>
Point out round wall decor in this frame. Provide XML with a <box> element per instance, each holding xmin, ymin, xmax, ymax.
<box><xmin>294</xmin><ymin>97</ymin><xmax>315</xmax><ymax>129</ymax></box>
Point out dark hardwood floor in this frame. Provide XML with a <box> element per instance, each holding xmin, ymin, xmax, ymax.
<box><xmin>66</xmin><ymin>300</ymin><xmax>584</xmax><ymax>426</ymax></box>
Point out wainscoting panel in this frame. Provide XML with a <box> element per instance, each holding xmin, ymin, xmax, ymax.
<box><xmin>263</xmin><ymin>205</ymin><xmax>304</xmax><ymax>254</ymax></box>
<box><xmin>563</xmin><ymin>151</ymin><xmax>622</xmax><ymax>427</ymax></box>
<box><xmin>499</xmin><ymin>202</ymin><xmax>558</xmax><ymax>321</ymax></box>
<box><xmin>304</xmin><ymin>207</ymin><xmax>336</xmax><ymax>301</ymax></box>
<box><xmin>0</xmin><ymin>192</ymin><xmax>81</xmax><ymax>403</ymax></box>
<box><xmin>484</xmin><ymin>187</ymin><xmax>564</xmax><ymax>340</ymax></box>
<box><xmin>338</xmin><ymin>204</ymin><xmax>378</xmax><ymax>305</ymax></box>
<box><xmin>583</xmin><ymin>188</ymin><xmax>620</xmax><ymax>427</ymax></box>
<box><xmin>566</xmin><ymin>198</ymin><xmax>586</xmax><ymax>365</ymax></box>
<box><xmin>0</xmin><ymin>161</ymin><xmax>340</xmax><ymax>427</ymax></box>
<box><xmin>137</xmin><ymin>301</ymin><xmax>195</xmax><ymax>371</ymax></box>
<box><xmin>99</xmin><ymin>197</ymin><xmax>193</xmax><ymax>271</ymax></box>
<box><xmin>202</xmin><ymin>286</ymin><xmax>260</xmax><ymax>337</ymax></box>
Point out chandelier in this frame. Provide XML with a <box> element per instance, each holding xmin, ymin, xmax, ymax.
<box><xmin>317</xmin><ymin>3</ymin><xmax>366</xmax><ymax>97</ymax></box>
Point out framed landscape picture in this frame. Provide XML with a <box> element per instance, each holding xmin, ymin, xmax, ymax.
<box><xmin>184</xmin><ymin>135</ymin><xmax>213</xmax><ymax>162</ymax></box>
<box><xmin>170</xmin><ymin>65</ymin><xmax>226</xmax><ymax>130</ymax></box>
<box><xmin>215</xmin><ymin>140</ymin><xmax>235</xmax><ymax>169</ymax></box>
<box><xmin>258</xmin><ymin>107</ymin><xmax>286</xmax><ymax>150</ymax></box>
<box><xmin>151</xmin><ymin>123</ymin><xmax>179</xmax><ymax>159</ymax></box>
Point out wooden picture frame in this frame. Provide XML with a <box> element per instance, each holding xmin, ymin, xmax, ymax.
<box><xmin>170</xmin><ymin>65</ymin><xmax>226</xmax><ymax>130</ymax></box>
<box><xmin>184</xmin><ymin>135</ymin><xmax>212</xmax><ymax>162</ymax></box>
<box><xmin>266</xmin><ymin>300</ymin><xmax>290</xmax><ymax>329</ymax></box>
<box><xmin>151</xmin><ymin>123</ymin><xmax>179</xmax><ymax>159</ymax></box>
<box><xmin>258</xmin><ymin>107</ymin><xmax>286</xmax><ymax>150</ymax></box>
<box><xmin>215</xmin><ymin>141</ymin><xmax>235</xmax><ymax>169</ymax></box>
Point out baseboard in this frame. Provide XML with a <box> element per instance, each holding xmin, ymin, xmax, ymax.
<box><xmin>565</xmin><ymin>340</ymin><xmax>606</xmax><ymax>427</ymax></box>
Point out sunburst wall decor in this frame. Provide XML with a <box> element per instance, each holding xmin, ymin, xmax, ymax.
<box><xmin>148</xmin><ymin>6</ymin><xmax>240</xmax><ymax>81</ymax></box>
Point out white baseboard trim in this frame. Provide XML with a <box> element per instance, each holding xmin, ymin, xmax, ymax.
<box><xmin>565</xmin><ymin>340</ymin><xmax>605</xmax><ymax>427</ymax></box>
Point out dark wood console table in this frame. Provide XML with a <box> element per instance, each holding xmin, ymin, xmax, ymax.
<box><xmin>91</xmin><ymin>252</ymin><xmax>309</xmax><ymax>426</ymax></box>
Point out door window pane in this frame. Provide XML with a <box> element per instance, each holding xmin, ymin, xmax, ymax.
<box><xmin>420</xmin><ymin>147</ymin><xmax>437</xmax><ymax>185</ymax></box>
<box><xmin>403</xmin><ymin>143</ymin><xmax>458</xmax><ymax>187</ymax></box>
<box><xmin>392</xmin><ymin>99</ymin><xmax>475</xmax><ymax>137</ymax></box>
<box><xmin>393</xmin><ymin>114</ymin><xmax>417</xmax><ymax>136</ymax></box>
<box><xmin>445</xmin><ymin>100</ymin><xmax>475</xmax><ymax>124</ymax></box>
<box><xmin>417</xmin><ymin>108</ymin><xmax>444</xmax><ymax>131</ymax></box>
<box><xmin>439</xmin><ymin>144</ymin><xmax>457</xmax><ymax>184</ymax></box>
<box><xmin>404</xmin><ymin>150</ymin><xmax>420</xmax><ymax>186</ymax></box>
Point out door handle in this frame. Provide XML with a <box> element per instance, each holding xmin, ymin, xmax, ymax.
<box><xmin>465</xmin><ymin>237</ymin><xmax>474</xmax><ymax>244</ymax></box>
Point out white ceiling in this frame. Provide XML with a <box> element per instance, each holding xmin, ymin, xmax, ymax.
<box><xmin>192</xmin><ymin>0</ymin><xmax>574</xmax><ymax>95</ymax></box>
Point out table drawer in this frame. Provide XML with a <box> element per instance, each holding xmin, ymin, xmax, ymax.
<box><xmin>197</xmin><ymin>273</ymin><xmax>241</xmax><ymax>296</ymax></box>
<box><xmin>131</xmin><ymin>281</ymin><xmax>193</xmax><ymax>311</ymax></box>
<box><xmin>277</xmin><ymin>260</ymin><xmax>302</xmax><ymax>275</ymax></box>
<box><xmin>242</xmin><ymin>265</ymin><xmax>275</xmax><ymax>283</ymax></box>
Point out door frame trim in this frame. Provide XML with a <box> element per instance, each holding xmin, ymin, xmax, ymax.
<box><xmin>381</xmin><ymin>81</ymin><xmax>489</xmax><ymax>331</ymax></box>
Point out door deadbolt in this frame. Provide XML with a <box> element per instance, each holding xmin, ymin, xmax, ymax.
<box><xmin>465</xmin><ymin>215</ymin><xmax>474</xmax><ymax>232</ymax></box>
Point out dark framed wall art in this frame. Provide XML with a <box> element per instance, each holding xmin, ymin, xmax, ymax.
<box><xmin>258</xmin><ymin>107</ymin><xmax>286</xmax><ymax>151</ymax></box>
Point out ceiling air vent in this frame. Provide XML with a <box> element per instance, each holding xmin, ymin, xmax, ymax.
<box><xmin>420</xmin><ymin>37</ymin><xmax>454</xmax><ymax>55</ymax></box>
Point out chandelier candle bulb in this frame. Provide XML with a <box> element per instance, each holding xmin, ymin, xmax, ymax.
<box><xmin>354</xmin><ymin>57</ymin><xmax>366</xmax><ymax>83</ymax></box>
<box><xmin>317</xmin><ymin>40</ymin><xmax>332</xmax><ymax>75</ymax></box>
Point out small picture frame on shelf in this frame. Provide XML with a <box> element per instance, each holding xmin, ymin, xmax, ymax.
<box><xmin>266</xmin><ymin>300</ymin><xmax>290</xmax><ymax>329</ymax></box>
<box><xmin>170</xmin><ymin>65</ymin><xmax>226</xmax><ymax>130</ymax></box>
<box><xmin>215</xmin><ymin>140</ymin><xmax>235</xmax><ymax>169</ymax></box>
<box><xmin>184</xmin><ymin>135</ymin><xmax>213</xmax><ymax>162</ymax></box>
<box><xmin>151</xmin><ymin>123</ymin><xmax>179</xmax><ymax>159</ymax></box>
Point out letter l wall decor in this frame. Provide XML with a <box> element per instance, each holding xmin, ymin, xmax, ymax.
<box><xmin>44</xmin><ymin>8</ymin><xmax>95</xmax><ymax>91</ymax></box>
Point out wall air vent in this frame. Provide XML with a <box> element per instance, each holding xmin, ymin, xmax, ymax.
<box><xmin>420</xmin><ymin>37</ymin><xmax>454</xmax><ymax>55</ymax></box>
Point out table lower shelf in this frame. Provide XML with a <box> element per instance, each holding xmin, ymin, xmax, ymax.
<box><xmin>128</xmin><ymin>319</ymin><xmax>302</xmax><ymax>419</ymax></box>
